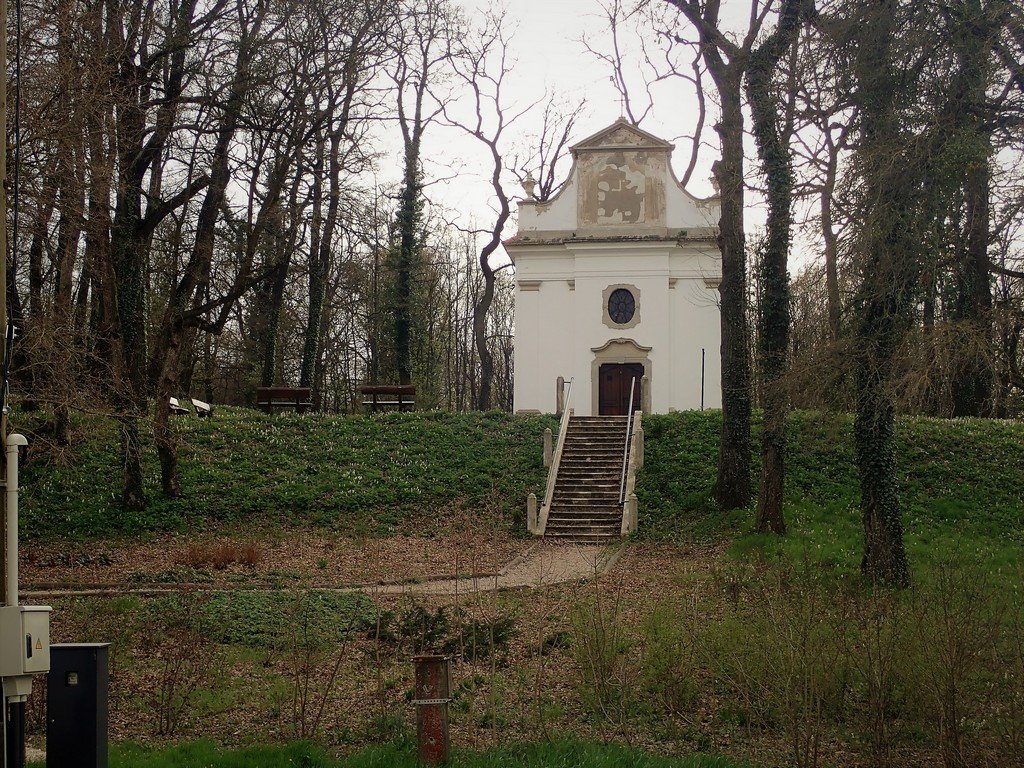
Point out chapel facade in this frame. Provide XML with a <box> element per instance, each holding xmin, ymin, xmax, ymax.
<box><xmin>506</xmin><ymin>118</ymin><xmax>723</xmax><ymax>416</ymax></box>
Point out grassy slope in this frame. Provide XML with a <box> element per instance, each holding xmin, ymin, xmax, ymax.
<box><xmin>638</xmin><ymin>410</ymin><xmax>1024</xmax><ymax>577</ymax></box>
<box><xmin>47</xmin><ymin>740</ymin><xmax>746</xmax><ymax>768</ymax></box>
<box><xmin>20</xmin><ymin>409</ymin><xmax>555</xmax><ymax>538</ymax></box>
<box><xmin>19</xmin><ymin>406</ymin><xmax>1024</xmax><ymax>578</ymax></box>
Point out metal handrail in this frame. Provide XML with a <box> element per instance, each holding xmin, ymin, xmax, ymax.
<box><xmin>619</xmin><ymin>376</ymin><xmax>637</xmax><ymax>504</ymax></box>
<box><xmin>539</xmin><ymin>377</ymin><xmax>573</xmax><ymax>533</ymax></box>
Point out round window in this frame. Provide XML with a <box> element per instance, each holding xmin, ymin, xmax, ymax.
<box><xmin>608</xmin><ymin>288</ymin><xmax>636</xmax><ymax>324</ymax></box>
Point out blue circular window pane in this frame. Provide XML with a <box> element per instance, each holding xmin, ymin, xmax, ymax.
<box><xmin>608</xmin><ymin>288</ymin><xmax>635</xmax><ymax>324</ymax></box>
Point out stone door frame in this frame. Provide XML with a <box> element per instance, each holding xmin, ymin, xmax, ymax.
<box><xmin>590</xmin><ymin>338</ymin><xmax>652</xmax><ymax>415</ymax></box>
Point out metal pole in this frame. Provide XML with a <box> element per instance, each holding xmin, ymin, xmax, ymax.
<box><xmin>0</xmin><ymin>19</ymin><xmax>13</xmax><ymax>767</ymax></box>
<box><xmin>4</xmin><ymin>435</ymin><xmax>25</xmax><ymax>608</ymax></box>
<box><xmin>700</xmin><ymin>348</ymin><xmax>705</xmax><ymax>412</ymax></box>
<box><xmin>619</xmin><ymin>377</ymin><xmax>636</xmax><ymax>505</ymax></box>
<box><xmin>1</xmin><ymin>0</ymin><xmax>11</xmax><ymax>612</ymax></box>
<box><xmin>4</xmin><ymin>703</ymin><xmax>23</xmax><ymax>768</ymax></box>
<box><xmin>413</xmin><ymin>655</ymin><xmax>450</xmax><ymax>765</ymax></box>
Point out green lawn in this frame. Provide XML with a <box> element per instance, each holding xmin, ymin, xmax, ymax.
<box><xmin>18</xmin><ymin>405</ymin><xmax>1024</xmax><ymax>582</ymax></box>
<box><xmin>39</xmin><ymin>740</ymin><xmax>746</xmax><ymax>768</ymax></box>
<box><xmin>638</xmin><ymin>410</ymin><xmax>1024</xmax><ymax>578</ymax></box>
<box><xmin>19</xmin><ymin>408</ymin><xmax>555</xmax><ymax>538</ymax></box>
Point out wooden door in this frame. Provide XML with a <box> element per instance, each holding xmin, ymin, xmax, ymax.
<box><xmin>598</xmin><ymin>363</ymin><xmax>643</xmax><ymax>415</ymax></box>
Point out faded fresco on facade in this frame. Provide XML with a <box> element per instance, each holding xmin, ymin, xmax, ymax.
<box><xmin>578</xmin><ymin>150</ymin><xmax>667</xmax><ymax>230</ymax></box>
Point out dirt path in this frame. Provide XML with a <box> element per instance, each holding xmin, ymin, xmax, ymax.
<box><xmin>22</xmin><ymin>541</ymin><xmax>624</xmax><ymax>599</ymax></box>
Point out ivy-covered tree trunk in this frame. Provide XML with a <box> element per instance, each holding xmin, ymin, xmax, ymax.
<box><xmin>851</xmin><ymin>0</ymin><xmax>913</xmax><ymax>588</ymax></box>
<box><xmin>746</xmin><ymin>0</ymin><xmax>808</xmax><ymax>535</ymax></box>
<box><xmin>854</xmin><ymin>359</ymin><xmax>910</xmax><ymax>586</ymax></box>
<box><xmin>394</xmin><ymin>140</ymin><xmax>422</xmax><ymax>387</ymax></box>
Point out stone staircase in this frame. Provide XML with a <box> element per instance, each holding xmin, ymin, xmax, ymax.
<box><xmin>544</xmin><ymin>415</ymin><xmax>630</xmax><ymax>543</ymax></box>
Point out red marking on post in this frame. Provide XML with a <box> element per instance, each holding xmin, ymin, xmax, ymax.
<box><xmin>414</xmin><ymin>654</ymin><xmax>450</xmax><ymax>765</ymax></box>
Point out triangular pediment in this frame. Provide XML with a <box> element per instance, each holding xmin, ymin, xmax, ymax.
<box><xmin>571</xmin><ymin>118</ymin><xmax>674</xmax><ymax>154</ymax></box>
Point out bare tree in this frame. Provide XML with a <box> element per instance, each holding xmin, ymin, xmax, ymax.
<box><xmin>442</xmin><ymin>10</ymin><xmax>531</xmax><ymax>410</ymax></box>
<box><xmin>511</xmin><ymin>99</ymin><xmax>586</xmax><ymax>203</ymax></box>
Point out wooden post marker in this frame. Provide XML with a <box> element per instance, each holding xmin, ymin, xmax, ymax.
<box><xmin>413</xmin><ymin>654</ymin><xmax>450</xmax><ymax>765</ymax></box>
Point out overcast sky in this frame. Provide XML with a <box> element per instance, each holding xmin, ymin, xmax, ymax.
<box><xmin>419</xmin><ymin>1</ymin><xmax>716</xmax><ymax>246</ymax></box>
<box><xmin>382</xmin><ymin>0</ymin><xmax>777</xmax><ymax>267</ymax></box>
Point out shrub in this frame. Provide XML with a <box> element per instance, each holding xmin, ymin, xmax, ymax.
<box><xmin>570</xmin><ymin>585</ymin><xmax>636</xmax><ymax>728</ymax></box>
<box><xmin>180</xmin><ymin>540</ymin><xmax>265</xmax><ymax>570</ymax></box>
<box><xmin>641</xmin><ymin>603</ymin><xmax>701</xmax><ymax>716</ymax></box>
<box><xmin>902</xmin><ymin>564</ymin><xmax>1004</xmax><ymax>768</ymax></box>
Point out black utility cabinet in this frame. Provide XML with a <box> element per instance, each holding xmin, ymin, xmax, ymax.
<box><xmin>47</xmin><ymin>644</ymin><xmax>109</xmax><ymax>768</ymax></box>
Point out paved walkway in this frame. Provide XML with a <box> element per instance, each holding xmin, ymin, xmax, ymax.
<box><xmin>374</xmin><ymin>542</ymin><xmax>623</xmax><ymax>595</ymax></box>
<box><xmin>22</xmin><ymin>542</ymin><xmax>624</xmax><ymax>600</ymax></box>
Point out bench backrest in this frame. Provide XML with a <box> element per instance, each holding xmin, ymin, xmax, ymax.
<box><xmin>256</xmin><ymin>387</ymin><xmax>312</xmax><ymax>401</ymax></box>
<box><xmin>358</xmin><ymin>385</ymin><xmax>417</xmax><ymax>396</ymax></box>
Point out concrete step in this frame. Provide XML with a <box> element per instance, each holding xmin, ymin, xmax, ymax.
<box><xmin>553</xmin><ymin>486</ymin><xmax>621</xmax><ymax>496</ymax></box>
<box><xmin>553</xmin><ymin>500</ymin><xmax>622</xmax><ymax>509</ymax></box>
<box><xmin>546</xmin><ymin>528</ymin><xmax>620</xmax><ymax>537</ymax></box>
<box><xmin>546</xmin><ymin>517</ymin><xmax>621</xmax><ymax>527</ymax></box>
<box><xmin>548</xmin><ymin>505</ymin><xmax>622</xmax><ymax>515</ymax></box>
<box><xmin>554</xmin><ymin>481</ymin><xmax>621</xmax><ymax>491</ymax></box>
<box><xmin>553</xmin><ymin>499</ymin><xmax>622</xmax><ymax>508</ymax></box>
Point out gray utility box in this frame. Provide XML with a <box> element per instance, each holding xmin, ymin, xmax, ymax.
<box><xmin>0</xmin><ymin>605</ymin><xmax>51</xmax><ymax>677</ymax></box>
<box><xmin>47</xmin><ymin>644</ymin><xmax>109</xmax><ymax>768</ymax></box>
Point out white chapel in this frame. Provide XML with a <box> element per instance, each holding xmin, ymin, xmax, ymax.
<box><xmin>506</xmin><ymin>118</ymin><xmax>723</xmax><ymax>416</ymax></box>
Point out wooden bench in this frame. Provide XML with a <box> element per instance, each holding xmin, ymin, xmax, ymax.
<box><xmin>191</xmin><ymin>398</ymin><xmax>213</xmax><ymax>418</ymax></box>
<box><xmin>358</xmin><ymin>384</ymin><xmax>416</xmax><ymax>413</ymax></box>
<box><xmin>256</xmin><ymin>387</ymin><xmax>313</xmax><ymax>414</ymax></box>
<box><xmin>169</xmin><ymin>397</ymin><xmax>190</xmax><ymax>416</ymax></box>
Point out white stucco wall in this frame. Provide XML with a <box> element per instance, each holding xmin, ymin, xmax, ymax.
<box><xmin>508</xmin><ymin>119</ymin><xmax>723</xmax><ymax>416</ymax></box>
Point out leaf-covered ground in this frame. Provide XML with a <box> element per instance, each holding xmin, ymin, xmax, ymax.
<box><xmin>29</xmin><ymin>739</ymin><xmax>747</xmax><ymax>768</ymax></box>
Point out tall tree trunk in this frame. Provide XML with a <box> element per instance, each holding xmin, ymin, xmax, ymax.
<box><xmin>852</xmin><ymin>0</ymin><xmax>912</xmax><ymax>588</ymax></box>
<box><xmin>821</xmin><ymin>135</ymin><xmax>842</xmax><ymax>341</ymax></box>
<box><xmin>394</xmin><ymin>140</ymin><xmax>421</xmax><ymax>386</ymax></box>
<box><xmin>473</xmin><ymin>277</ymin><xmax>495</xmax><ymax>410</ymax></box>
<box><xmin>107</xmin><ymin>0</ymin><xmax>199</xmax><ymax>511</ymax></box>
<box><xmin>152</xmin><ymin>4</ymin><xmax>264</xmax><ymax>495</ymax></box>
<box><xmin>710</xmin><ymin>64</ymin><xmax>752</xmax><ymax>511</ymax></box>
<box><xmin>747</xmin><ymin>0</ymin><xmax>807</xmax><ymax>535</ymax></box>
<box><xmin>949</xmin><ymin>0</ymin><xmax>996</xmax><ymax>418</ymax></box>
<box><xmin>301</xmin><ymin>129</ymin><xmax>344</xmax><ymax>396</ymax></box>
<box><xmin>300</xmin><ymin>140</ymin><xmax>326</xmax><ymax>390</ymax></box>
<box><xmin>472</xmin><ymin>136</ymin><xmax>512</xmax><ymax>411</ymax></box>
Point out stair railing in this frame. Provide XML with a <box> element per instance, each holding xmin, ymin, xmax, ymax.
<box><xmin>538</xmin><ymin>377</ymin><xmax>573</xmax><ymax>535</ymax></box>
<box><xmin>619</xmin><ymin>376</ymin><xmax>637</xmax><ymax>504</ymax></box>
